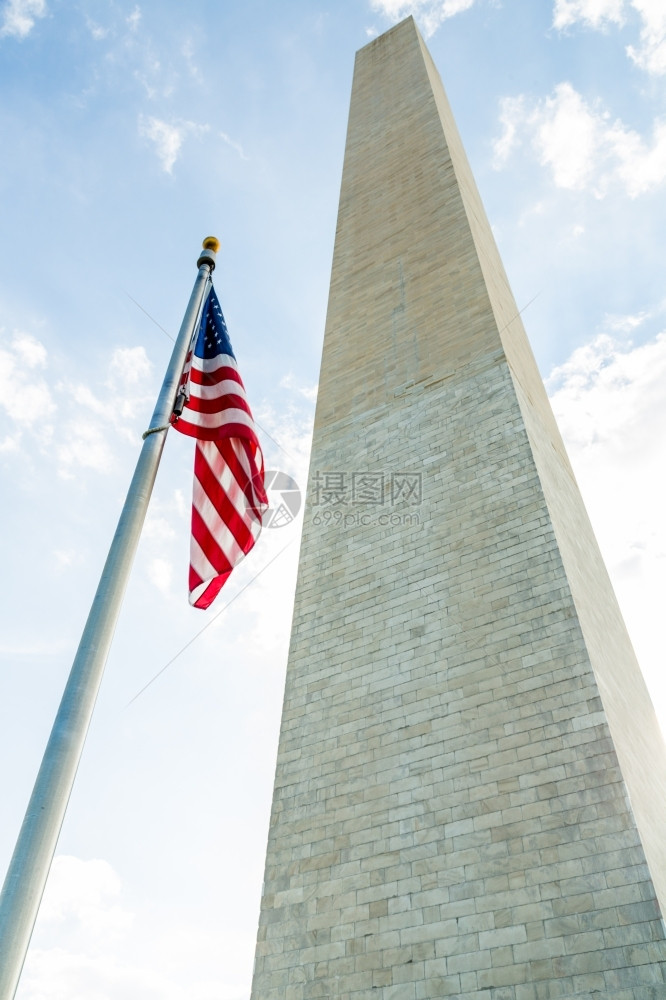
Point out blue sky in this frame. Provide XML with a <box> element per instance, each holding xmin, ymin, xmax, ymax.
<box><xmin>1</xmin><ymin>1</ymin><xmax>665</xmax><ymax>997</ymax></box>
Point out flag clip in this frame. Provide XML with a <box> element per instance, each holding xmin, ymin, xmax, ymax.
<box><xmin>172</xmin><ymin>387</ymin><xmax>188</xmax><ymax>419</ymax></box>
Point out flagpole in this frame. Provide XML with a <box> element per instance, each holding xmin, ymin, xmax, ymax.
<box><xmin>0</xmin><ymin>236</ymin><xmax>219</xmax><ymax>1000</ymax></box>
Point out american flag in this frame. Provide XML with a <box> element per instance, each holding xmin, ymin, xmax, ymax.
<box><xmin>171</xmin><ymin>283</ymin><xmax>267</xmax><ymax>609</ymax></box>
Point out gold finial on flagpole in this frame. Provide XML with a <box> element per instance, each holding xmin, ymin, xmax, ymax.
<box><xmin>197</xmin><ymin>236</ymin><xmax>220</xmax><ymax>270</ymax></box>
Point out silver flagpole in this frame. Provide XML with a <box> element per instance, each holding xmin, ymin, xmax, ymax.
<box><xmin>0</xmin><ymin>236</ymin><xmax>219</xmax><ymax>1000</ymax></box>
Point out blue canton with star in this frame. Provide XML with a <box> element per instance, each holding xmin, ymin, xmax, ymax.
<box><xmin>194</xmin><ymin>285</ymin><xmax>236</xmax><ymax>360</ymax></box>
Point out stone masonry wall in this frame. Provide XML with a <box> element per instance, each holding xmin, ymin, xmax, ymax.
<box><xmin>250</xmin><ymin>18</ymin><xmax>666</xmax><ymax>1000</ymax></box>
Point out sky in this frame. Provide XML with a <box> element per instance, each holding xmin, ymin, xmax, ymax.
<box><xmin>0</xmin><ymin>0</ymin><xmax>665</xmax><ymax>997</ymax></box>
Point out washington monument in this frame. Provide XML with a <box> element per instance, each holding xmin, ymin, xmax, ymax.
<box><xmin>250</xmin><ymin>18</ymin><xmax>666</xmax><ymax>1000</ymax></box>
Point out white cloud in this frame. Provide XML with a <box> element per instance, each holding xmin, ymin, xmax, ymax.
<box><xmin>24</xmin><ymin>928</ymin><xmax>243</xmax><ymax>1000</ymax></box>
<box><xmin>86</xmin><ymin>19</ymin><xmax>108</xmax><ymax>41</ymax></box>
<box><xmin>546</xmin><ymin>329</ymin><xmax>666</xmax><ymax>449</ymax></box>
<box><xmin>143</xmin><ymin>513</ymin><xmax>177</xmax><ymax>542</ymax></box>
<box><xmin>171</xmin><ymin>488</ymin><xmax>188</xmax><ymax>524</ymax></box>
<box><xmin>278</xmin><ymin>373</ymin><xmax>318</xmax><ymax>403</ymax></box>
<box><xmin>126</xmin><ymin>5</ymin><xmax>141</xmax><ymax>33</ymax></box>
<box><xmin>219</xmin><ymin>131</ymin><xmax>248</xmax><ymax>161</ymax></box>
<box><xmin>533</xmin><ymin>84</ymin><xmax>611</xmax><ymax>191</ymax></box>
<box><xmin>53</xmin><ymin>548</ymin><xmax>78</xmax><ymax>568</ymax></box>
<box><xmin>627</xmin><ymin>0</ymin><xmax>666</xmax><ymax>76</ymax></box>
<box><xmin>604</xmin><ymin>309</ymin><xmax>651</xmax><ymax>332</ymax></box>
<box><xmin>608</xmin><ymin>118</ymin><xmax>666</xmax><ymax>196</ymax></box>
<box><xmin>0</xmin><ymin>330</ymin><xmax>56</xmax><ymax>428</ymax></box>
<box><xmin>131</xmin><ymin>491</ymin><xmax>188</xmax><ymax>607</ymax></box>
<box><xmin>38</xmin><ymin>856</ymin><xmax>132</xmax><ymax>937</ymax></box>
<box><xmin>220</xmin><ymin>531</ymin><xmax>301</xmax><ymax>658</ymax></box>
<box><xmin>493</xmin><ymin>95</ymin><xmax>526</xmax><ymax>168</ymax></box>
<box><xmin>21</xmin><ymin>855</ymin><xmax>223</xmax><ymax>1000</ymax></box>
<box><xmin>139</xmin><ymin>117</ymin><xmax>183</xmax><ymax>174</ymax></box>
<box><xmin>181</xmin><ymin>37</ymin><xmax>203</xmax><ymax>85</ymax></box>
<box><xmin>12</xmin><ymin>330</ymin><xmax>48</xmax><ymax>367</ymax></box>
<box><xmin>369</xmin><ymin>0</ymin><xmax>477</xmax><ymax>37</ymax></box>
<box><xmin>553</xmin><ymin>0</ymin><xmax>666</xmax><ymax>76</ymax></box>
<box><xmin>109</xmin><ymin>345</ymin><xmax>152</xmax><ymax>386</ymax></box>
<box><xmin>1</xmin><ymin>382</ymin><xmax>55</xmax><ymax>426</ymax></box>
<box><xmin>547</xmin><ymin>327</ymin><xmax>666</xmax><ymax>721</ymax></box>
<box><xmin>0</xmin><ymin>0</ymin><xmax>46</xmax><ymax>39</ymax></box>
<box><xmin>139</xmin><ymin>116</ymin><xmax>210</xmax><ymax>174</ymax></box>
<box><xmin>66</xmin><ymin>383</ymin><xmax>111</xmax><ymax>419</ymax></box>
<box><xmin>54</xmin><ymin>344</ymin><xmax>155</xmax><ymax>471</ymax></box>
<box><xmin>553</xmin><ymin>0</ymin><xmax>625</xmax><ymax>30</ymax></box>
<box><xmin>57</xmin><ymin>421</ymin><xmax>115</xmax><ymax>477</ymax></box>
<box><xmin>255</xmin><ymin>398</ymin><xmax>314</xmax><ymax>481</ymax></box>
<box><xmin>0</xmin><ymin>333</ymin><xmax>149</xmax><ymax>473</ymax></box>
<box><xmin>494</xmin><ymin>82</ymin><xmax>666</xmax><ymax>197</ymax></box>
<box><xmin>147</xmin><ymin>557</ymin><xmax>173</xmax><ymax>595</ymax></box>
<box><xmin>0</xmin><ymin>433</ymin><xmax>20</xmax><ymax>452</ymax></box>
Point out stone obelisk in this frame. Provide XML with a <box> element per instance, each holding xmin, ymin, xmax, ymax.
<box><xmin>250</xmin><ymin>17</ymin><xmax>666</xmax><ymax>999</ymax></box>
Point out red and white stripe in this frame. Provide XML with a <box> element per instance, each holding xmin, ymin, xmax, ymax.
<box><xmin>174</xmin><ymin>349</ymin><xmax>267</xmax><ymax>609</ymax></box>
